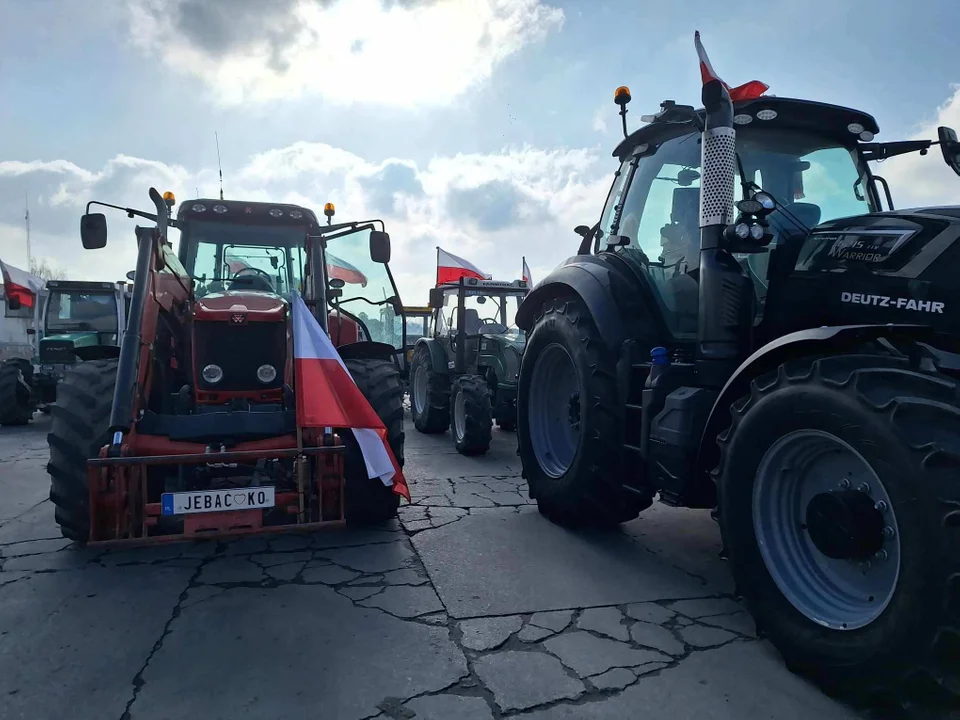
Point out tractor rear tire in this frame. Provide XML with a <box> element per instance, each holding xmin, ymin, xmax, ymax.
<box><xmin>451</xmin><ymin>375</ymin><xmax>492</xmax><ymax>455</ymax></box>
<box><xmin>518</xmin><ymin>295</ymin><xmax>652</xmax><ymax>528</ymax></box>
<box><xmin>46</xmin><ymin>359</ymin><xmax>117</xmax><ymax>543</ymax></box>
<box><xmin>716</xmin><ymin>353</ymin><xmax>960</xmax><ymax>711</ymax></box>
<box><xmin>0</xmin><ymin>358</ymin><xmax>35</xmax><ymax>426</ymax></box>
<box><xmin>343</xmin><ymin>358</ymin><xmax>405</xmax><ymax>525</ymax></box>
<box><xmin>409</xmin><ymin>344</ymin><xmax>450</xmax><ymax>434</ymax></box>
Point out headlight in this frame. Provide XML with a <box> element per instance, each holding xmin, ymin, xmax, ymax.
<box><xmin>257</xmin><ymin>364</ymin><xmax>277</xmax><ymax>384</ymax></box>
<box><xmin>202</xmin><ymin>364</ymin><xmax>224</xmax><ymax>384</ymax></box>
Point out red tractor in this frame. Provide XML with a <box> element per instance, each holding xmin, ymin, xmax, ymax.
<box><xmin>47</xmin><ymin>189</ymin><xmax>410</xmax><ymax>544</ymax></box>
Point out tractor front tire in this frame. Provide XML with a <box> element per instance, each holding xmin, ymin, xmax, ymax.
<box><xmin>451</xmin><ymin>374</ymin><xmax>492</xmax><ymax>455</ymax></box>
<box><xmin>409</xmin><ymin>344</ymin><xmax>450</xmax><ymax>434</ymax></box>
<box><xmin>343</xmin><ymin>358</ymin><xmax>405</xmax><ymax>525</ymax></box>
<box><xmin>0</xmin><ymin>358</ymin><xmax>35</xmax><ymax>426</ymax></box>
<box><xmin>517</xmin><ymin>295</ymin><xmax>651</xmax><ymax>528</ymax></box>
<box><xmin>716</xmin><ymin>353</ymin><xmax>960</xmax><ymax>711</ymax></box>
<box><xmin>46</xmin><ymin>359</ymin><xmax>117</xmax><ymax>543</ymax></box>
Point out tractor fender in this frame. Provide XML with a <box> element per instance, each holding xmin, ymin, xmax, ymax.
<box><xmin>516</xmin><ymin>261</ymin><xmax>627</xmax><ymax>349</ymax></box>
<box><xmin>75</xmin><ymin>346</ymin><xmax>121</xmax><ymax>362</ymax></box>
<box><xmin>695</xmin><ymin>323</ymin><xmax>941</xmax><ymax>476</ymax></box>
<box><xmin>336</xmin><ymin>341</ymin><xmax>397</xmax><ymax>364</ymax></box>
<box><xmin>414</xmin><ymin>337</ymin><xmax>449</xmax><ymax>375</ymax></box>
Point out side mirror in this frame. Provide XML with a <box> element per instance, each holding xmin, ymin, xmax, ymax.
<box><xmin>80</xmin><ymin>213</ymin><xmax>108</xmax><ymax>250</ymax></box>
<box><xmin>574</xmin><ymin>225</ymin><xmax>590</xmax><ymax>238</ymax></box>
<box><xmin>126</xmin><ymin>270</ymin><xmax>136</xmax><ymax>282</ymax></box>
<box><xmin>428</xmin><ymin>287</ymin><xmax>445</xmax><ymax>309</ymax></box>
<box><xmin>938</xmin><ymin>126</ymin><xmax>960</xmax><ymax>177</ymax></box>
<box><xmin>369</xmin><ymin>230</ymin><xmax>391</xmax><ymax>263</ymax></box>
<box><xmin>328</xmin><ymin>277</ymin><xmax>345</xmax><ymax>299</ymax></box>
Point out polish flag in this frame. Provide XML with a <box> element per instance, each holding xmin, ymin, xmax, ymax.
<box><xmin>436</xmin><ymin>247</ymin><xmax>491</xmax><ymax>286</ymax></box>
<box><xmin>326</xmin><ymin>253</ymin><xmax>368</xmax><ymax>287</ymax></box>
<box><xmin>694</xmin><ymin>31</ymin><xmax>769</xmax><ymax>102</ymax></box>
<box><xmin>522</xmin><ymin>257</ymin><xmax>533</xmax><ymax>289</ymax></box>
<box><xmin>291</xmin><ymin>293</ymin><xmax>410</xmax><ymax>501</ymax></box>
<box><xmin>0</xmin><ymin>260</ymin><xmax>44</xmax><ymax>309</ymax></box>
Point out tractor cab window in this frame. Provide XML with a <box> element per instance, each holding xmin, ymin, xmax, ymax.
<box><xmin>45</xmin><ymin>292</ymin><xmax>118</xmax><ymax>334</ymax></box>
<box><xmin>182</xmin><ymin>220</ymin><xmax>308</xmax><ymax>299</ymax></box>
<box><xmin>599</xmin><ymin>128</ymin><xmax>873</xmax><ymax>337</ymax></box>
<box><xmin>325</xmin><ymin>227</ymin><xmax>403</xmax><ymax>349</ymax></box>
<box><xmin>438</xmin><ymin>289</ymin><xmax>525</xmax><ymax>340</ymax></box>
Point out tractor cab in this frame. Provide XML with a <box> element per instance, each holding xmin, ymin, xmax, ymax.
<box><xmin>40</xmin><ymin>280</ymin><xmax>128</xmax><ymax>365</ymax></box>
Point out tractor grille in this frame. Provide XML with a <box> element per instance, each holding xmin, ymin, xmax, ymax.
<box><xmin>39</xmin><ymin>341</ymin><xmax>76</xmax><ymax>365</ymax></box>
<box><xmin>193</xmin><ymin>321</ymin><xmax>285</xmax><ymax>392</ymax></box>
<box><xmin>503</xmin><ymin>345</ymin><xmax>521</xmax><ymax>382</ymax></box>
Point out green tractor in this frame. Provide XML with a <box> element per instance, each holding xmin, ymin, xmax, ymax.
<box><xmin>409</xmin><ymin>277</ymin><xmax>528</xmax><ymax>455</ymax></box>
<box><xmin>0</xmin><ymin>280</ymin><xmax>130</xmax><ymax>425</ymax></box>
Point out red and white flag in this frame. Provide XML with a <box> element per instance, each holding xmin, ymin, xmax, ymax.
<box><xmin>291</xmin><ymin>293</ymin><xmax>410</xmax><ymax>501</ymax></box>
<box><xmin>436</xmin><ymin>247</ymin><xmax>491</xmax><ymax>286</ymax></box>
<box><xmin>0</xmin><ymin>260</ymin><xmax>44</xmax><ymax>309</ymax></box>
<box><xmin>694</xmin><ymin>31</ymin><xmax>769</xmax><ymax>102</ymax></box>
<box><xmin>522</xmin><ymin>257</ymin><xmax>533</xmax><ymax>289</ymax></box>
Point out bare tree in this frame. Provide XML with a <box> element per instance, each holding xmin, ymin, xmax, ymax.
<box><xmin>29</xmin><ymin>257</ymin><xmax>66</xmax><ymax>281</ymax></box>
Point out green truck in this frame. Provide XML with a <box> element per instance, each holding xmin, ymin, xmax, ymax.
<box><xmin>409</xmin><ymin>277</ymin><xmax>528</xmax><ymax>455</ymax></box>
<box><xmin>0</xmin><ymin>280</ymin><xmax>130</xmax><ymax>425</ymax></box>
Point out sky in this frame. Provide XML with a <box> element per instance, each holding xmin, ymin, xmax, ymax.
<box><xmin>1</xmin><ymin>0</ymin><xmax>959</xmax><ymax>303</ymax></box>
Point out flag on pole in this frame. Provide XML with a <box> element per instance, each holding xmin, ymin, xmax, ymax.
<box><xmin>694</xmin><ymin>31</ymin><xmax>769</xmax><ymax>103</ymax></box>
<box><xmin>522</xmin><ymin>257</ymin><xmax>533</xmax><ymax>289</ymax></box>
<box><xmin>436</xmin><ymin>247</ymin><xmax>491</xmax><ymax>286</ymax></box>
<box><xmin>291</xmin><ymin>292</ymin><xmax>410</xmax><ymax>501</ymax></box>
<box><xmin>326</xmin><ymin>253</ymin><xmax>368</xmax><ymax>287</ymax></box>
<box><xmin>0</xmin><ymin>259</ymin><xmax>44</xmax><ymax>309</ymax></box>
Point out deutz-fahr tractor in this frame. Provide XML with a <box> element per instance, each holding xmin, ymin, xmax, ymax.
<box><xmin>410</xmin><ymin>277</ymin><xmax>528</xmax><ymax>455</ymax></box>
<box><xmin>47</xmin><ymin>189</ymin><xmax>410</xmax><ymax>544</ymax></box>
<box><xmin>0</xmin><ymin>278</ymin><xmax>130</xmax><ymax>425</ymax></box>
<box><xmin>515</xmin><ymin>37</ymin><xmax>960</xmax><ymax>708</ymax></box>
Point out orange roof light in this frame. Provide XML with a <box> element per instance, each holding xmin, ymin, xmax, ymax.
<box><xmin>162</xmin><ymin>191</ymin><xmax>176</xmax><ymax>205</ymax></box>
<box><xmin>323</xmin><ymin>202</ymin><xmax>336</xmax><ymax>217</ymax></box>
<box><xmin>614</xmin><ymin>86</ymin><xmax>632</xmax><ymax>106</ymax></box>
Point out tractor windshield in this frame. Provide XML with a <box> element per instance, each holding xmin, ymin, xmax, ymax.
<box><xmin>598</xmin><ymin>127</ymin><xmax>873</xmax><ymax>337</ymax></box>
<box><xmin>437</xmin><ymin>289</ymin><xmax>526</xmax><ymax>341</ymax></box>
<box><xmin>44</xmin><ymin>291</ymin><xmax>118</xmax><ymax>334</ymax></box>
<box><xmin>325</xmin><ymin>227</ymin><xmax>404</xmax><ymax>348</ymax></box>
<box><xmin>181</xmin><ymin>220</ymin><xmax>308</xmax><ymax>299</ymax></box>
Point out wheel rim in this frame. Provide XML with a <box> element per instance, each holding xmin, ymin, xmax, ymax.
<box><xmin>753</xmin><ymin>429</ymin><xmax>901</xmax><ymax>631</ymax></box>
<box><xmin>454</xmin><ymin>388</ymin><xmax>466</xmax><ymax>441</ymax></box>
<box><xmin>412</xmin><ymin>363</ymin><xmax>427</xmax><ymax>416</ymax></box>
<box><xmin>528</xmin><ymin>343</ymin><xmax>581</xmax><ymax>478</ymax></box>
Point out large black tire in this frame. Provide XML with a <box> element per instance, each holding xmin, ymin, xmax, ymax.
<box><xmin>517</xmin><ymin>295</ymin><xmax>651</xmax><ymax>527</ymax></box>
<box><xmin>409</xmin><ymin>344</ymin><xmax>450</xmax><ymax>434</ymax></box>
<box><xmin>716</xmin><ymin>353</ymin><xmax>960</xmax><ymax>711</ymax></box>
<box><xmin>0</xmin><ymin>358</ymin><xmax>35</xmax><ymax>426</ymax></box>
<box><xmin>46</xmin><ymin>359</ymin><xmax>117</xmax><ymax>543</ymax></box>
<box><xmin>451</xmin><ymin>374</ymin><xmax>492</xmax><ymax>455</ymax></box>
<box><xmin>343</xmin><ymin>358</ymin><xmax>405</xmax><ymax>525</ymax></box>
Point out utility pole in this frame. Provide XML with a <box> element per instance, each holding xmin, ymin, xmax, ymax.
<box><xmin>24</xmin><ymin>191</ymin><xmax>32</xmax><ymax>270</ymax></box>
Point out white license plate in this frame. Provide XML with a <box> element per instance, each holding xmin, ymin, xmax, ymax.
<box><xmin>160</xmin><ymin>487</ymin><xmax>276</xmax><ymax>516</ymax></box>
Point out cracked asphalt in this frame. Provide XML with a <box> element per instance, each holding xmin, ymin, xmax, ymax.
<box><xmin>0</xmin><ymin>412</ymin><xmax>864</xmax><ymax>720</ymax></box>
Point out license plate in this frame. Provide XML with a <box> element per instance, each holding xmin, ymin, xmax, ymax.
<box><xmin>160</xmin><ymin>487</ymin><xmax>276</xmax><ymax>516</ymax></box>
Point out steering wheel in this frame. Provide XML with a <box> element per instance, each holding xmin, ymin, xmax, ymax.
<box><xmin>230</xmin><ymin>267</ymin><xmax>275</xmax><ymax>291</ymax></box>
<box><xmin>480</xmin><ymin>318</ymin><xmax>508</xmax><ymax>333</ymax></box>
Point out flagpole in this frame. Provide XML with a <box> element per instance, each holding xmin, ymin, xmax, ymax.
<box><xmin>435</xmin><ymin>246</ymin><xmax>440</xmax><ymax>287</ymax></box>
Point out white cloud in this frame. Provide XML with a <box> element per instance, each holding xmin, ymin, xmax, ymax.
<box><xmin>872</xmin><ymin>85</ymin><xmax>960</xmax><ymax>209</ymax></box>
<box><xmin>126</xmin><ymin>0</ymin><xmax>564</xmax><ymax>108</ymax></box>
<box><xmin>0</xmin><ymin>139</ymin><xmax>612</xmax><ymax>304</ymax></box>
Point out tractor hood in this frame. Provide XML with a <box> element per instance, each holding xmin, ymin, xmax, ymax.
<box><xmin>194</xmin><ymin>291</ymin><xmax>288</xmax><ymax>322</ymax></box>
<box><xmin>39</xmin><ymin>331</ymin><xmax>102</xmax><ymax>364</ymax></box>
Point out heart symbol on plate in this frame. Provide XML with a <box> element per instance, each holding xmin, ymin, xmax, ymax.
<box><xmin>233</xmin><ymin>493</ymin><xmax>247</xmax><ymax>505</ymax></box>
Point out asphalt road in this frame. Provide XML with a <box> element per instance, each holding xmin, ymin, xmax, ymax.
<box><xmin>0</xmin><ymin>412</ymin><xmax>863</xmax><ymax>720</ymax></box>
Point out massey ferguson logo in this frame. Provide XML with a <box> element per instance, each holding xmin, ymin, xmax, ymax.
<box><xmin>231</xmin><ymin>313</ymin><xmax>246</xmax><ymax>324</ymax></box>
<box><xmin>841</xmin><ymin>292</ymin><xmax>945</xmax><ymax>314</ymax></box>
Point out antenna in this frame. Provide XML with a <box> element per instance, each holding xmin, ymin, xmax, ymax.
<box><xmin>215</xmin><ymin>132</ymin><xmax>224</xmax><ymax>201</ymax></box>
<box><xmin>24</xmin><ymin>190</ymin><xmax>32</xmax><ymax>269</ymax></box>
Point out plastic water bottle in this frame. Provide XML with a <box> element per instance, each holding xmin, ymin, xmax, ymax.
<box><xmin>645</xmin><ymin>346</ymin><xmax>670</xmax><ymax>389</ymax></box>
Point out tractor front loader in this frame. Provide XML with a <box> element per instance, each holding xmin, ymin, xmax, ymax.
<box><xmin>47</xmin><ymin>190</ymin><xmax>407</xmax><ymax>545</ymax></box>
<box><xmin>515</xmin><ymin>34</ymin><xmax>960</xmax><ymax>710</ymax></box>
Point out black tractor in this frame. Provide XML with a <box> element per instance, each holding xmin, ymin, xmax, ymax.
<box><xmin>409</xmin><ymin>277</ymin><xmax>528</xmax><ymax>455</ymax></box>
<box><xmin>515</xmin><ymin>52</ymin><xmax>960</xmax><ymax>710</ymax></box>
